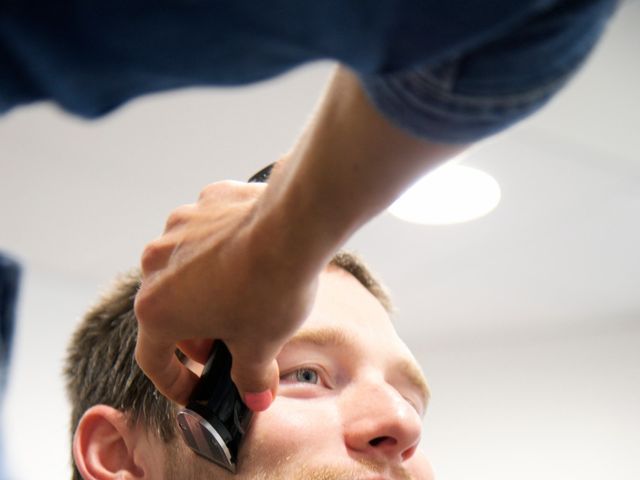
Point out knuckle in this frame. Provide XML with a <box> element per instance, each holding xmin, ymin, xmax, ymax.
<box><xmin>198</xmin><ymin>181</ymin><xmax>235</xmax><ymax>200</ymax></box>
<box><xmin>164</xmin><ymin>213</ymin><xmax>181</xmax><ymax>232</ymax></box>
<box><xmin>133</xmin><ymin>287</ymin><xmax>155</xmax><ymax>325</ymax></box>
<box><xmin>133</xmin><ymin>343</ymin><xmax>146</xmax><ymax>369</ymax></box>
<box><xmin>198</xmin><ymin>180</ymin><xmax>256</xmax><ymax>203</ymax></box>
<box><xmin>219</xmin><ymin>179</ymin><xmax>241</xmax><ymax>189</ymax></box>
<box><xmin>197</xmin><ymin>183</ymin><xmax>217</xmax><ymax>201</ymax></box>
<box><xmin>244</xmin><ymin>182</ymin><xmax>266</xmax><ymax>198</ymax></box>
<box><xmin>134</xmin><ymin>282</ymin><xmax>171</xmax><ymax>332</ymax></box>
<box><xmin>140</xmin><ymin>239</ymin><xmax>176</xmax><ymax>274</ymax></box>
<box><xmin>164</xmin><ymin>204</ymin><xmax>193</xmax><ymax>231</ymax></box>
<box><xmin>140</xmin><ymin>241</ymin><xmax>164</xmax><ymax>273</ymax></box>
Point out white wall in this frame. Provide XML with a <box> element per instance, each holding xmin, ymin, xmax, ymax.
<box><xmin>417</xmin><ymin>324</ymin><xmax>640</xmax><ymax>479</ymax></box>
<box><xmin>3</xmin><ymin>264</ymin><xmax>108</xmax><ymax>479</ymax></box>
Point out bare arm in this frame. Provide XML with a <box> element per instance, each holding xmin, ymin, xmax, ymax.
<box><xmin>134</xmin><ymin>66</ymin><xmax>467</xmax><ymax>409</ymax></box>
<box><xmin>254</xmin><ymin>66</ymin><xmax>467</xmax><ymax>283</ymax></box>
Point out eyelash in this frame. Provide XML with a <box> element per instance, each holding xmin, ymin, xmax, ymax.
<box><xmin>279</xmin><ymin>366</ymin><xmax>422</xmax><ymax>413</ymax></box>
<box><xmin>280</xmin><ymin>366</ymin><xmax>325</xmax><ymax>386</ymax></box>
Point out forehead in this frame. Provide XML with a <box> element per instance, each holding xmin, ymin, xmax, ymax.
<box><xmin>309</xmin><ymin>267</ymin><xmax>393</xmax><ymax>330</ymax></box>
<box><xmin>302</xmin><ymin>268</ymin><xmax>418</xmax><ymax>370</ymax></box>
<box><xmin>290</xmin><ymin>267</ymin><xmax>430</xmax><ymax>408</ymax></box>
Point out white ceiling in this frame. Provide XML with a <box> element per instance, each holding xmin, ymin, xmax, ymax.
<box><xmin>1</xmin><ymin>1</ymin><xmax>638</xmax><ymax>352</ymax></box>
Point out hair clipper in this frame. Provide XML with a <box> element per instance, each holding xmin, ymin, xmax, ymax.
<box><xmin>176</xmin><ymin>340</ymin><xmax>252</xmax><ymax>473</ymax></box>
<box><xmin>176</xmin><ymin>163</ymin><xmax>275</xmax><ymax>473</ymax></box>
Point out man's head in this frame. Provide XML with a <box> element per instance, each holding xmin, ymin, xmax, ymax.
<box><xmin>65</xmin><ymin>252</ymin><xmax>434</xmax><ymax>479</ymax></box>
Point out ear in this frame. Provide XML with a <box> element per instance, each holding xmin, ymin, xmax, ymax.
<box><xmin>73</xmin><ymin>405</ymin><xmax>149</xmax><ymax>480</ymax></box>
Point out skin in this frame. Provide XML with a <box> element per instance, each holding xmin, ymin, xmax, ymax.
<box><xmin>75</xmin><ymin>268</ymin><xmax>436</xmax><ymax>479</ymax></box>
<box><xmin>134</xmin><ymin>66</ymin><xmax>466</xmax><ymax>408</ymax></box>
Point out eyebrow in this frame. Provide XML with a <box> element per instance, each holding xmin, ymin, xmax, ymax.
<box><xmin>287</xmin><ymin>326</ymin><xmax>431</xmax><ymax>409</ymax></box>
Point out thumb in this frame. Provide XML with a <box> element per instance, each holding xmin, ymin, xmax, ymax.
<box><xmin>230</xmin><ymin>350</ymin><xmax>280</xmax><ymax>412</ymax></box>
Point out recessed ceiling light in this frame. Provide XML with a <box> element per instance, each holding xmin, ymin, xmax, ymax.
<box><xmin>387</xmin><ymin>164</ymin><xmax>501</xmax><ymax>225</ymax></box>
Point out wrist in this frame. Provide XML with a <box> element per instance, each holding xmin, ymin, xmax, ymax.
<box><xmin>246</xmin><ymin>162</ymin><xmax>343</xmax><ymax>285</ymax></box>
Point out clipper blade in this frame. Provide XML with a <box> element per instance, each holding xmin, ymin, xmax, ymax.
<box><xmin>176</xmin><ymin>341</ymin><xmax>252</xmax><ymax>474</ymax></box>
<box><xmin>177</xmin><ymin>408</ymin><xmax>236</xmax><ymax>473</ymax></box>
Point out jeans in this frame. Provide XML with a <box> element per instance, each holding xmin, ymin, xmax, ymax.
<box><xmin>0</xmin><ymin>0</ymin><xmax>617</xmax><ymax>141</ymax></box>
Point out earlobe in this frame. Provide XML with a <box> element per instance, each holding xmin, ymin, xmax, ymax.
<box><xmin>73</xmin><ymin>405</ymin><xmax>145</xmax><ymax>480</ymax></box>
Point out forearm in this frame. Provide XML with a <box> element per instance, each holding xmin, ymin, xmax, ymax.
<box><xmin>251</xmin><ymin>66</ymin><xmax>468</xmax><ymax>280</ymax></box>
<box><xmin>135</xmin><ymin>66</ymin><xmax>468</xmax><ymax>407</ymax></box>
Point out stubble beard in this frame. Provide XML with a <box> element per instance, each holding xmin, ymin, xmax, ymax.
<box><xmin>164</xmin><ymin>438</ymin><xmax>415</xmax><ymax>480</ymax></box>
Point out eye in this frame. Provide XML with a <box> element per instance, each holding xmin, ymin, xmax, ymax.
<box><xmin>280</xmin><ymin>367</ymin><xmax>321</xmax><ymax>385</ymax></box>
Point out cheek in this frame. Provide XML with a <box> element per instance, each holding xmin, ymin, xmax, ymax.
<box><xmin>245</xmin><ymin>397</ymin><xmax>343</xmax><ymax>460</ymax></box>
<box><xmin>406</xmin><ymin>450</ymin><xmax>435</xmax><ymax>480</ymax></box>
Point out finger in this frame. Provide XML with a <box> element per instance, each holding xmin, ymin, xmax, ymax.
<box><xmin>197</xmin><ymin>180</ymin><xmax>266</xmax><ymax>204</ymax></box>
<box><xmin>229</xmin><ymin>350</ymin><xmax>280</xmax><ymax>412</ymax></box>
<box><xmin>177</xmin><ymin>338</ymin><xmax>214</xmax><ymax>364</ymax></box>
<box><xmin>135</xmin><ymin>330</ymin><xmax>198</xmax><ymax>406</ymax></box>
<box><xmin>139</xmin><ymin>236</ymin><xmax>178</xmax><ymax>276</ymax></box>
<box><xmin>163</xmin><ymin>204</ymin><xmax>196</xmax><ymax>233</ymax></box>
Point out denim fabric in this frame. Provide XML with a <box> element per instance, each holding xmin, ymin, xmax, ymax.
<box><xmin>361</xmin><ymin>0</ymin><xmax>617</xmax><ymax>143</ymax></box>
<box><xmin>0</xmin><ymin>253</ymin><xmax>20</xmax><ymax>476</ymax></box>
<box><xmin>0</xmin><ymin>0</ymin><xmax>617</xmax><ymax>143</ymax></box>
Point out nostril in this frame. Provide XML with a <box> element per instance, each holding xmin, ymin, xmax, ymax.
<box><xmin>369</xmin><ymin>436</ymin><xmax>397</xmax><ymax>447</ymax></box>
<box><xmin>370</xmin><ymin>437</ymin><xmax>384</xmax><ymax>446</ymax></box>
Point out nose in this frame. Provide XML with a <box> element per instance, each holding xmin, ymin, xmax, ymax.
<box><xmin>341</xmin><ymin>380</ymin><xmax>423</xmax><ymax>464</ymax></box>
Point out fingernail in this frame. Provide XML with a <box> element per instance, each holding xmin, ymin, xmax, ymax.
<box><xmin>244</xmin><ymin>390</ymin><xmax>273</xmax><ymax>412</ymax></box>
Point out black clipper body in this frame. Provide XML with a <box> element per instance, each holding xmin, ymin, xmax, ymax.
<box><xmin>176</xmin><ymin>341</ymin><xmax>252</xmax><ymax>473</ymax></box>
<box><xmin>176</xmin><ymin>164</ymin><xmax>275</xmax><ymax>473</ymax></box>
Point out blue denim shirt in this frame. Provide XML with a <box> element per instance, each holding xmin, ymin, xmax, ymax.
<box><xmin>0</xmin><ymin>253</ymin><xmax>20</xmax><ymax>474</ymax></box>
<box><xmin>0</xmin><ymin>0</ymin><xmax>616</xmax><ymax>143</ymax></box>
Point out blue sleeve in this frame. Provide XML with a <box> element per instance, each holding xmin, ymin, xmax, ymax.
<box><xmin>0</xmin><ymin>253</ymin><xmax>20</xmax><ymax>390</ymax></box>
<box><xmin>359</xmin><ymin>0</ymin><xmax>618</xmax><ymax>144</ymax></box>
<box><xmin>1</xmin><ymin>0</ymin><xmax>617</xmax><ymax>132</ymax></box>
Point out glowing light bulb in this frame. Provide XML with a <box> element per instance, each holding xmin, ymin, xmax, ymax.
<box><xmin>388</xmin><ymin>165</ymin><xmax>501</xmax><ymax>225</ymax></box>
